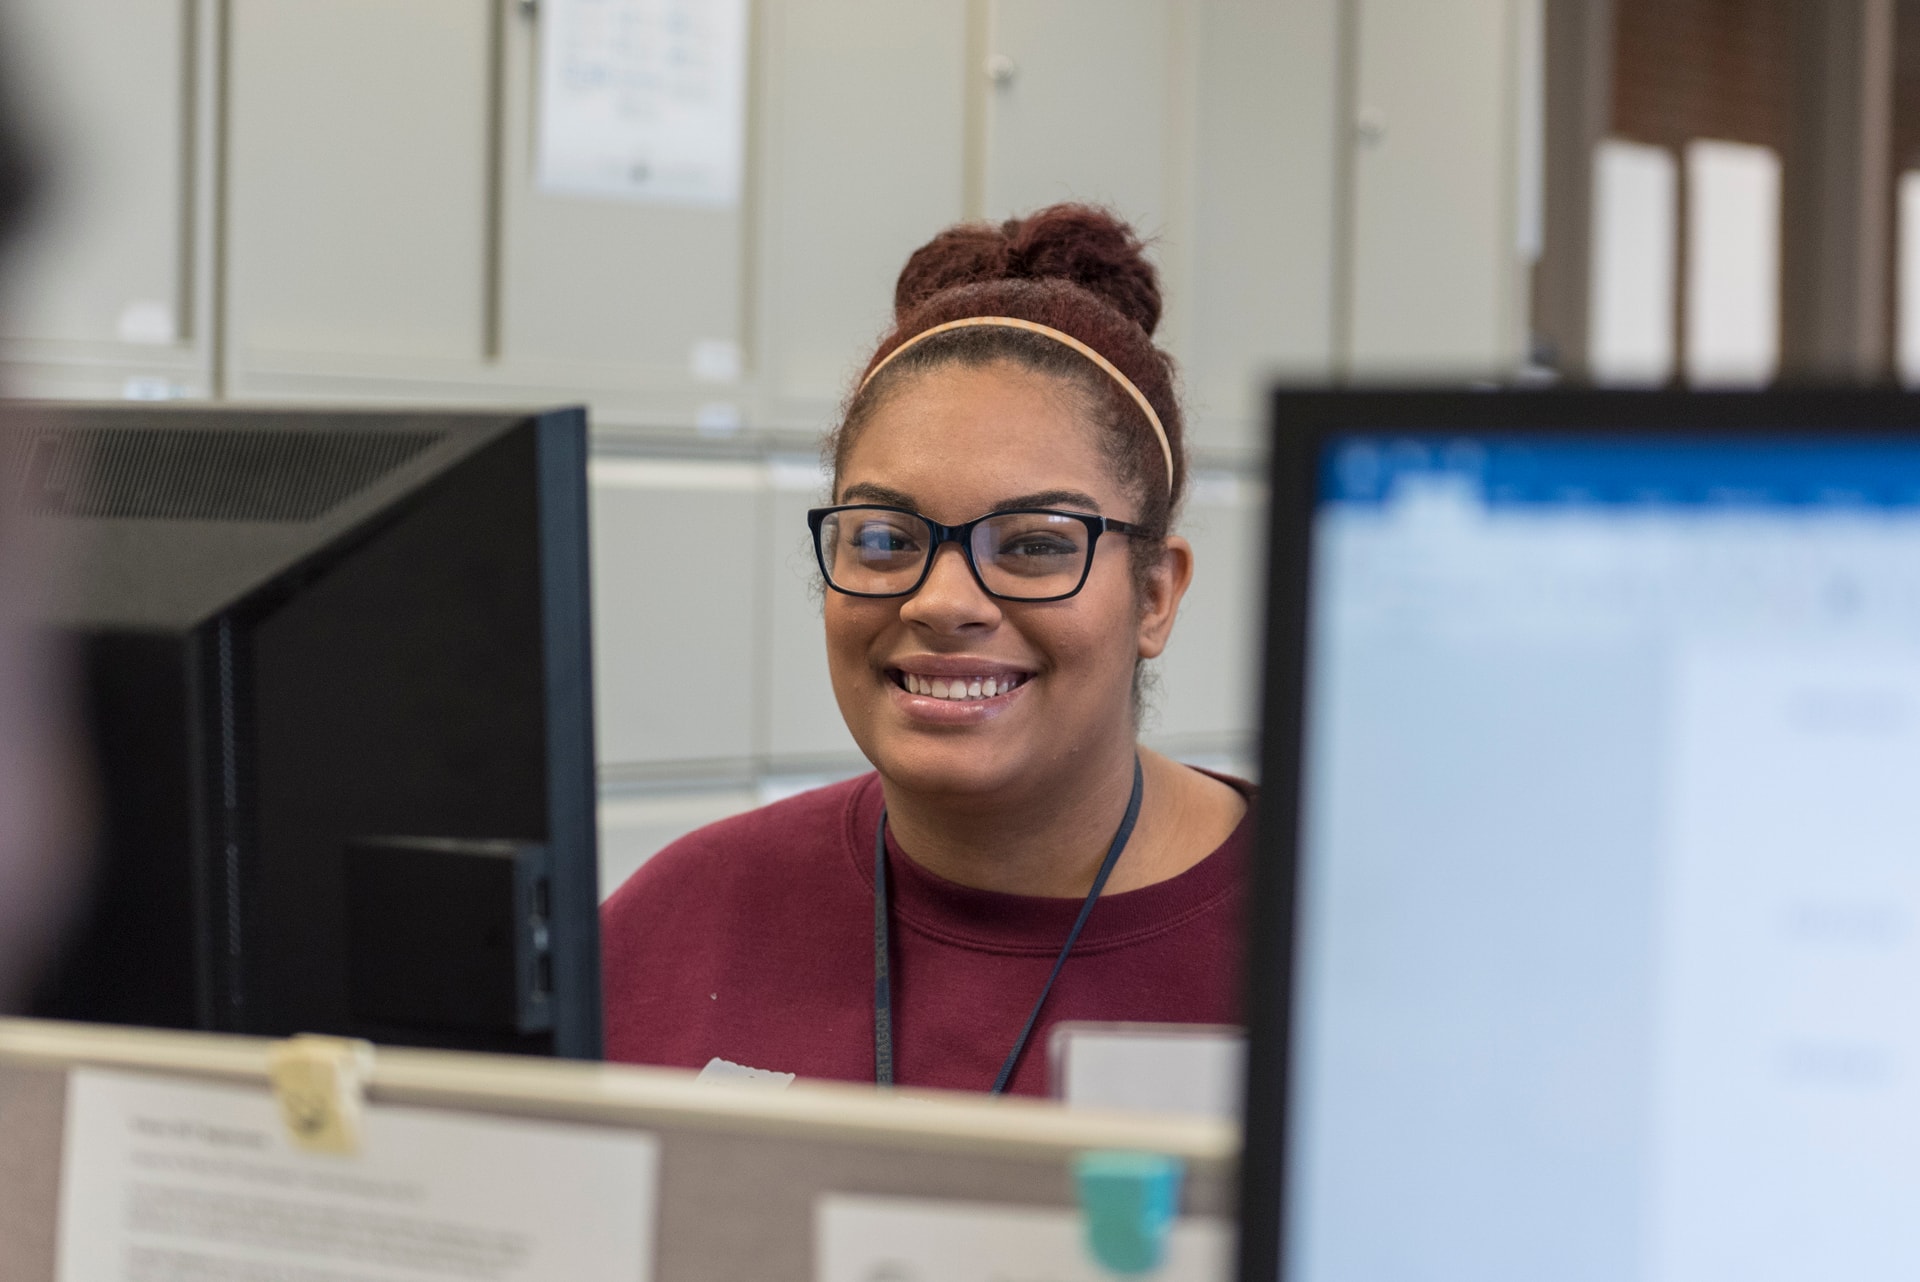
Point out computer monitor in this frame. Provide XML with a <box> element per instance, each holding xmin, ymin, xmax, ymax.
<box><xmin>9</xmin><ymin>403</ymin><xmax>600</xmax><ymax>1058</ymax></box>
<box><xmin>1242</xmin><ymin>389</ymin><xmax>1920</xmax><ymax>1280</ymax></box>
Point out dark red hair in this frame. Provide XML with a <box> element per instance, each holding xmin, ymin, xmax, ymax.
<box><xmin>830</xmin><ymin>204</ymin><xmax>1186</xmax><ymax>543</ymax></box>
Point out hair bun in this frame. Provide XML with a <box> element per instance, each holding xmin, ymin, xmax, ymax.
<box><xmin>892</xmin><ymin>203</ymin><xmax>1162</xmax><ymax>336</ymax></box>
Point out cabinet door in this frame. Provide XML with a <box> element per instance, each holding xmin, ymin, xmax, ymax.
<box><xmin>494</xmin><ymin>0</ymin><xmax>745</xmax><ymax>402</ymax></box>
<box><xmin>1347</xmin><ymin>0</ymin><xmax>1527</xmax><ymax>376</ymax></box>
<box><xmin>981</xmin><ymin>0</ymin><xmax>1173</xmax><ymax>234</ymax></box>
<box><xmin>599</xmin><ymin>786</ymin><xmax>757</xmax><ymax>896</ymax></box>
<box><xmin>591</xmin><ymin>457</ymin><xmax>762</xmax><ymax>770</ymax></box>
<box><xmin>755</xmin><ymin>0</ymin><xmax>969</xmax><ymax>425</ymax></box>
<box><xmin>1185</xmin><ymin>0</ymin><xmax>1341</xmax><ymax>450</ymax></box>
<box><xmin>0</xmin><ymin>0</ymin><xmax>211</xmax><ymax>397</ymax></box>
<box><xmin>975</xmin><ymin>0</ymin><xmax>1197</xmax><ymax>436</ymax></box>
<box><xmin>1150</xmin><ymin>470</ymin><xmax>1264</xmax><ymax>755</ymax></box>
<box><xmin>226</xmin><ymin>0</ymin><xmax>494</xmax><ymax>376</ymax></box>
<box><xmin>764</xmin><ymin>458</ymin><xmax>863</xmax><ymax>765</ymax></box>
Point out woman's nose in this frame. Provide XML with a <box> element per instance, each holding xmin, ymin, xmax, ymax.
<box><xmin>898</xmin><ymin>543</ymin><xmax>1000</xmax><ymax>631</ymax></box>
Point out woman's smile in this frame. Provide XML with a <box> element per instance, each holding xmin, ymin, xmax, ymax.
<box><xmin>883</xmin><ymin>657</ymin><xmax>1036</xmax><ymax>724</ymax></box>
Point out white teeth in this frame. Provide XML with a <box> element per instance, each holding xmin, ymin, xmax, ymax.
<box><xmin>901</xmin><ymin>672</ymin><xmax>1026</xmax><ymax>699</ymax></box>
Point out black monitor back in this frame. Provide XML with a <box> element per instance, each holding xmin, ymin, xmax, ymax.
<box><xmin>9</xmin><ymin>403</ymin><xmax>599</xmax><ymax>1058</ymax></box>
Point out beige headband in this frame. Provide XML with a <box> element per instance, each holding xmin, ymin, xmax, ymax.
<box><xmin>858</xmin><ymin>316</ymin><xmax>1174</xmax><ymax>497</ymax></box>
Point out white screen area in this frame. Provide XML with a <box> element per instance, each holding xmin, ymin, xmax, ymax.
<box><xmin>1286</xmin><ymin>437</ymin><xmax>1920</xmax><ymax>1282</ymax></box>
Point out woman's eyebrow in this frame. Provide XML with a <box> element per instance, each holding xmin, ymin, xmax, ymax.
<box><xmin>839</xmin><ymin>482</ymin><xmax>917</xmax><ymax>506</ymax></box>
<box><xmin>837</xmin><ymin>483</ymin><xmax>1103</xmax><ymax>513</ymax></box>
<box><xmin>991</xmin><ymin>489</ymin><xmax>1102</xmax><ymax>513</ymax></box>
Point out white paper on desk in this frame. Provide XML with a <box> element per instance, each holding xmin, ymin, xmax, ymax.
<box><xmin>536</xmin><ymin>0</ymin><xmax>748</xmax><ymax>206</ymax></box>
<box><xmin>57</xmin><ymin>1068</ymin><xmax>659</xmax><ymax>1282</ymax></box>
<box><xmin>817</xmin><ymin>1194</ymin><xmax>1233</xmax><ymax>1282</ymax></box>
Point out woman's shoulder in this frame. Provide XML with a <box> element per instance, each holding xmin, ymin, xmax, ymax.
<box><xmin>602</xmin><ymin>772</ymin><xmax>877</xmax><ymax>909</ymax></box>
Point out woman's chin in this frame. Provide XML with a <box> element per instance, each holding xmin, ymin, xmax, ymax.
<box><xmin>868</xmin><ymin>739</ymin><xmax>1031</xmax><ymax>800</ymax></box>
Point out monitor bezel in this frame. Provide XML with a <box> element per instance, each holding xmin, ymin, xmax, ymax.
<box><xmin>1237</xmin><ymin>385</ymin><xmax>1920</xmax><ymax>1282</ymax></box>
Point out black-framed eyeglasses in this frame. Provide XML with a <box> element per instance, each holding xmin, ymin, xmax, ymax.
<box><xmin>807</xmin><ymin>504</ymin><xmax>1146</xmax><ymax>602</ymax></box>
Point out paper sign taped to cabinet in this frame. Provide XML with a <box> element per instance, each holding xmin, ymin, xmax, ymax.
<box><xmin>816</xmin><ymin>1194</ymin><xmax>1233</xmax><ymax>1282</ymax></box>
<box><xmin>57</xmin><ymin>1068</ymin><xmax>660</xmax><ymax>1282</ymax></box>
<box><xmin>536</xmin><ymin>0</ymin><xmax>748</xmax><ymax>206</ymax></box>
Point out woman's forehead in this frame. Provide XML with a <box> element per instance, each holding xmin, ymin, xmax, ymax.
<box><xmin>841</xmin><ymin>363</ymin><xmax>1121</xmax><ymax>512</ymax></box>
<box><xmin>838</xmin><ymin>480</ymin><xmax>1106</xmax><ymax>515</ymax></box>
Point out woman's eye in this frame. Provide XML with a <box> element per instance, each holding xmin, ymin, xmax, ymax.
<box><xmin>852</xmin><ymin>524</ymin><xmax>918</xmax><ymax>553</ymax></box>
<box><xmin>1001</xmin><ymin>535</ymin><xmax>1077</xmax><ymax>558</ymax></box>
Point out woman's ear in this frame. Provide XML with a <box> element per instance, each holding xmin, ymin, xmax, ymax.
<box><xmin>1136</xmin><ymin>535</ymin><xmax>1194</xmax><ymax>660</ymax></box>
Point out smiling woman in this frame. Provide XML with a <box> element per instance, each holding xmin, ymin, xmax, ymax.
<box><xmin>600</xmin><ymin>205</ymin><xmax>1252</xmax><ymax>1096</ymax></box>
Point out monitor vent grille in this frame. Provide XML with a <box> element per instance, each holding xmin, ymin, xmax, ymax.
<box><xmin>3</xmin><ymin>427</ymin><xmax>442</xmax><ymax>522</ymax></box>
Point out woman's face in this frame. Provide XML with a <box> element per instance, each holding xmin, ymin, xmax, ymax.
<box><xmin>825</xmin><ymin>360</ymin><xmax>1190</xmax><ymax>801</ymax></box>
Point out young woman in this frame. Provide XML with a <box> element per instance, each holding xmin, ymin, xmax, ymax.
<box><xmin>601</xmin><ymin>205</ymin><xmax>1251</xmax><ymax>1095</ymax></box>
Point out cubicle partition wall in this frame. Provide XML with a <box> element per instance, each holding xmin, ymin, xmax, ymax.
<box><xmin>0</xmin><ymin>1018</ymin><xmax>1236</xmax><ymax>1282</ymax></box>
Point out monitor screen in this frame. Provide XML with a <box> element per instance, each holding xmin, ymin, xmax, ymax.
<box><xmin>1245</xmin><ymin>391</ymin><xmax>1920</xmax><ymax>1282</ymax></box>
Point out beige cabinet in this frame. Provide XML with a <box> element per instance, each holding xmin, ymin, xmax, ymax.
<box><xmin>226</xmin><ymin>0</ymin><xmax>496</xmax><ymax>386</ymax></box>
<box><xmin>1346</xmin><ymin>0</ymin><xmax>1532</xmax><ymax>377</ymax></box>
<box><xmin>1</xmin><ymin>0</ymin><xmax>215</xmax><ymax>399</ymax></box>
<box><xmin>980</xmin><ymin>1</ymin><xmax>1174</xmax><ymax>239</ymax></box>
<box><xmin>216</xmin><ymin>0</ymin><xmax>985</xmax><ymax>436</ymax></box>
<box><xmin>764</xmin><ymin>457</ymin><xmax>862</xmax><ymax>764</ymax></box>
<box><xmin>590</xmin><ymin>456</ymin><xmax>763</xmax><ymax>771</ymax></box>
<box><xmin>1149</xmin><ymin>469</ymin><xmax>1264</xmax><ymax>759</ymax></box>
<box><xmin>0</xmin><ymin>0</ymin><xmax>1535</xmax><ymax>424</ymax></box>
<box><xmin>495</xmin><ymin>1</ymin><xmax>744</xmax><ymax>415</ymax></box>
<box><xmin>755</xmin><ymin>1</ymin><xmax>970</xmax><ymax>424</ymax></box>
<box><xmin>0</xmin><ymin>0</ymin><xmax>1365</xmax><ymax>444</ymax></box>
<box><xmin>1185</xmin><ymin>0</ymin><xmax>1343</xmax><ymax>448</ymax></box>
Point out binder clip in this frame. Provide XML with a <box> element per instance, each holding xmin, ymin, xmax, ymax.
<box><xmin>266</xmin><ymin>1034</ymin><xmax>376</xmax><ymax>1155</ymax></box>
<box><xmin>1074</xmin><ymin>1150</ymin><xmax>1185</xmax><ymax>1276</ymax></box>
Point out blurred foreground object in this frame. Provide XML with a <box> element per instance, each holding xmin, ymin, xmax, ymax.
<box><xmin>0</xmin><ymin>13</ymin><xmax>87</xmax><ymax>1013</ymax></box>
<box><xmin>0</xmin><ymin>496</ymin><xmax>86</xmax><ymax>1012</ymax></box>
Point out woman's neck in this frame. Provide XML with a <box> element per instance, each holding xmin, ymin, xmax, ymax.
<box><xmin>879</xmin><ymin>744</ymin><xmax>1142</xmax><ymax>898</ymax></box>
<box><xmin>879</xmin><ymin>745</ymin><xmax>1244</xmax><ymax>898</ymax></box>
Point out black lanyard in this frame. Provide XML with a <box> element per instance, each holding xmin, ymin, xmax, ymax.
<box><xmin>872</xmin><ymin>755</ymin><xmax>1145</xmax><ymax>1094</ymax></box>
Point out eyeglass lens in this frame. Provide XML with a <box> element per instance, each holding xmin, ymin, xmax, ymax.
<box><xmin>818</xmin><ymin>508</ymin><xmax>1093</xmax><ymax>600</ymax></box>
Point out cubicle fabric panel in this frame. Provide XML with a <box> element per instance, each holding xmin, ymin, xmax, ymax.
<box><xmin>0</xmin><ymin>1066</ymin><xmax>62</xmax><ymax>1282</ymax></box>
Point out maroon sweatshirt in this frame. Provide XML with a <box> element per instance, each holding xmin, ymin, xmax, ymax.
<box><xmin>600</xmin><ymin>771</ymin><xmax>1250</xmax><ymax>1096</ymax></box>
